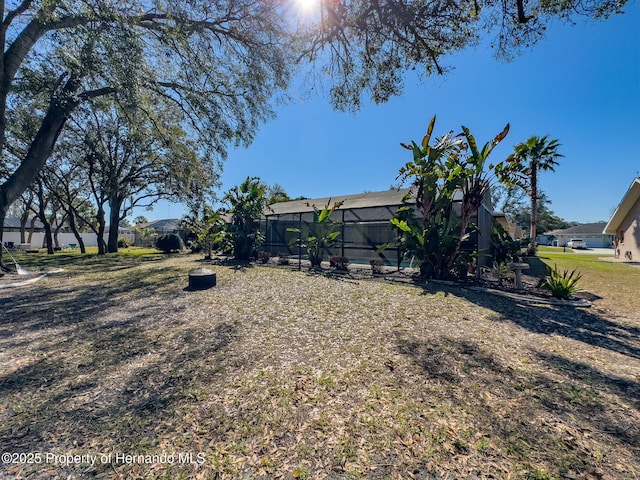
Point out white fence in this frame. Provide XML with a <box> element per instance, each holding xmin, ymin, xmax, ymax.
<box><xmin>3</xmin><ymin>231</ymin><xmax>135</xmax><ymax>249</ymax></box>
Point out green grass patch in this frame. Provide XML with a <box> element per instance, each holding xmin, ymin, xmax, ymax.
<box><xmin>537</xmin><ymin>246</ymin><xmax>576</xmax><ymax>254</ymax></box>
<box><xmin>534</xmin><ymin>251</ymin><xmax>640</xmax><ymax>315</ymax></box>
<box><xmin>8</xmin><ymin>246</ymin><xmax>169</xmax><ymax>272</ymax></box>
<box><xmin>538</xmin><ymin>253</ymin><xmax>622</xmax><ymax>274</ymax></box>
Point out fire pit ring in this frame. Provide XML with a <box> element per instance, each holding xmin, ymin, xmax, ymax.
<box><xmin>188</xmin><ymin>268</ymin><xmax>217</xmax><ymax>290</ymax></box>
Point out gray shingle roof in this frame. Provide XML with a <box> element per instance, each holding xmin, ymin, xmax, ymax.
<box><xmin>135</xmin><ymin>219</ymin><xmax>181</xmax><ymax>230</ymax></box>
<box><xmin>266</xmin><ymin>189</ymin><xmax>413</xmax><ymax>216</ymax></box>
<box><xmin>552</xmin><ymin>222</ymin><xmax>608</xmax><ymax>235</ymax></box>
<box><xmin>3</xmin><ymin>218</ymin><xmax>45</xmax><ymax>229</ymax></box>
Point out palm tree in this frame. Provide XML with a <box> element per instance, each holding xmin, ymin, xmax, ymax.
<box><xmin>507</xmin><ymin>136</ymin><xmax>563</xmax><ymax>254</ymax></box>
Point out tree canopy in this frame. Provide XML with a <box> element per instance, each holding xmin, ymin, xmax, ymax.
<box><xmin>0</xmin><ymin>0</ymin><xmax>292</xmax><ymax>265</ymax></box>
<box><xmin>299</xmin><ymin>0</ymin><xmax>627</xmax><ymax>110</ymax></box>
<box><xmin>492</xmin><ymin>185</ymin><xmax>576</xmax><ymax>235</ymax></box>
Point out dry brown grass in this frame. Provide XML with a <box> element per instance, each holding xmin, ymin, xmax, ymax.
<box><xmin>1</xmin><ymin>252</ymin><xmax>639</xmax><ymax>479</ymax></box>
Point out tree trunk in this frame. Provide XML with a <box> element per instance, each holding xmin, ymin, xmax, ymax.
<box><xmin>67</xmin><ymin>211</ymin><xmax>87</xmax><ymax>253</ymax></box>
<box><xmin>529</xmin><ymin>164</ymin><xmax>538</xmax><ymax>255</ymax></box>
<box><xmin>107</xmin><ymin>196</ymin><xmax>123</xmax><ymax>253</ymax></box>
<box><xmin>19</xmin><ymin>208</ymin><xmax>30</xmax><ymax>244</ymax></box>
<box><xmin>49</xmin><ymin>207</ymin><xmax>65</xmax><ymax>248</ymax></box>
<box><xmin>54</xmin><ymin>222</ymin><xmax>63</xmax><ymax>248</ymax></box>
<box><xmin>0</xmin><ymin>73</ymin><xmax>88</xmax><ymax>264</ymax></box>
<box><xmin>96</xmin><ymin>207</ymin><xmax>107</xmax><ymax>255</ymax></box>
<box><xmin>27</xmin><ymin>217</ymin><xmax>35</xmax><ymax>243</ymax></box>
<box><xmin>37</xmin><ymin>202</ymin><xmax>54</xmax><ymax>255</ymax></box>
<box><xmin>0</xmin><ymin>207</ymin><xmax>9</xmax><ymax>272</ymax></box>
<box><xmin>0</xmin><ymin>95</ymin><xmax>78</xmax><ymax>219</ymax></box>
<box><xmin>43</xmin><ymin>222</ymin><xmax>54</xmax><ymax>254</ymax></box>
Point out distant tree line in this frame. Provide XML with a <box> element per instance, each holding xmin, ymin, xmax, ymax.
<box><xmin>491</xmin><ymin>186</ymin><xmax>577</xmax><ymax>237</ymax></box>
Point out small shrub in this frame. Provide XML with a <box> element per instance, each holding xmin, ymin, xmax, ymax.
<box><xmin>329</xmin><ymin>256</ymin><xmax>349</xmax><ymax>270</ymax></box>
<box><xmin>258</xmin><ymin>251</ymin><xmax>271</xmax><ymax>264</ymax></box>
<box><xmin>539</xmin><ymin>263</ymin><xmax>582</xmax><ymax>299</ymax></box>
<box><xmin>117</xmin><ymin>237</ymin><xmax>131</xmax><ymax>248</ymax></box>
<box><xmin>188</xmin><ymin>241</ymin><xmax>203</xmax><ymax>254</ymax></box>
<box><xmin>277</xmin><ymin>252</ymin><xmax>290</xmax><ymax>265</ymax></box>
<box><xmin>370</xmin><ymin>259</ymin><xmax>385</xmax><ymax>275</ymax></box>
<box><xmin>452</xmin><ymin>252</ymin><xmax>474</xmax><ymax>280</ymax></box>
<box><xmin>492</xmin><ymin>261</ymin><xmax>513</xmax><ymax>284</ymax></box>
<box><xmin>156</xmin><ymin>233</ymin><xmax>184</xmax><ymax>253</ymax></box>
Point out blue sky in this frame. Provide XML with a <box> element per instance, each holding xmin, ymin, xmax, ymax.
<box><xmin>136</xmin><ymin>4</ymin><xmax>640</xmax><ymax>224</ymax></box>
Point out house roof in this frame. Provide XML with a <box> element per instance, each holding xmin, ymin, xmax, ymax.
<box><xmin>266</xmin><ymin>189</ymin><xmax>413</xmax><ymax>216</ymax></box>
<box><xmin>603</xmin><ymin>178</ymin><xmax>640</xmax><ymax>235</ymax></box>
<box><xmin>551</xmin><ymin>222</ymin><xmax>609</xmax><ymax>236</ymax></box>
<box><xmin>3</xmin><ymin>217</ymin><xmax>45</xmax><ymax>229</ymax></box>
<box><xmin>135</xmin><ymin>219</ymin><xmax>181</xmax><ymax>230</ymax></box>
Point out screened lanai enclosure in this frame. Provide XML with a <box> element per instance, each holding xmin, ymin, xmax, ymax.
<box><xmin>260</xmin><ymin>189</ymin><xmax>495</xmax><ymax>269</ymax></box>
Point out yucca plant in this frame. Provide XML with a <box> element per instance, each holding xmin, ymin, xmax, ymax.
<box><xmin>539</xmin><ymin>264</ymin><xmax>582</xmax><ymax>299</ymax></box>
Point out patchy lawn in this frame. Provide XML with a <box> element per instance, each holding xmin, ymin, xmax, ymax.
<box><xmin>536</xmin><ymin>250</ymin><xmax>640</xmax><ymax>319</ymax></box>
<box><xmin>1</xmin><ymin>252</ymin><xmax>639</xmax><ymax>479</ymax></box>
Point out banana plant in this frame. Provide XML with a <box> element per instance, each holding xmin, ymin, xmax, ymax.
<box><xmin>386</xmin><ymin>115</ymin><xmax>509</xmax><ymax>279</ymax></box>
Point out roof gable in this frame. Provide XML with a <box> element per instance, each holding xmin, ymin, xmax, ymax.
<box><xmin>603</xmin><ymin>178</ymin><xmax>640</xmax><ymax>234</ymax></box>
<box><xmin>135</xmin><ymin>219</ymin><xmax>181</xmax><ymax>230</ymax></box>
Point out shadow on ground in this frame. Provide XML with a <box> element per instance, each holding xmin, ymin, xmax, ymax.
<box><xmin>395</xmin><ymin>334</ymin><xmax>640</xmax><ymax>478</ymax></box>
<box><xmin>420</xmin><ymin>282</ymin><xmax>640</xmax><ymax>360</ymax></box>
<box><xmin>0</xmin><ymin>254</ymin><xmax>241</xmax><ymax>477</ymax></box>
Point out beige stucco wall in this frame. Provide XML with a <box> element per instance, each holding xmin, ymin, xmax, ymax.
<box><xmin>616</xmin><ymin>199</ymin><xmax>640</xmax><ymax>261</ymax></box>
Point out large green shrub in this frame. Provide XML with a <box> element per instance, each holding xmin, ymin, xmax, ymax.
<box><xmin>117</xmin><ymin>237</ymin><xmax>131</xmax><ymax>248</ymax></box>
<box><xmin>181</xmin><ymin>207</ymin><xmax>226</xmax><ymax>259</ymax></box>
<box><xmin>156</xmin><ymin>233</ymin><xmax>184</xmax><ymax>253</ymax></box>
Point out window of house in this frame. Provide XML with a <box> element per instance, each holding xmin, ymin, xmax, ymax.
<box><xmin>620</xmin><ymin>230</ymin><xmax>625</xmax><ymax>244</ymax></box>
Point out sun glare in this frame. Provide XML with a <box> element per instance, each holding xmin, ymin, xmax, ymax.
<box><xmin>295</xmin><ymin>0</ymin><xmax>321</xmax><ymax>19</ymax></box>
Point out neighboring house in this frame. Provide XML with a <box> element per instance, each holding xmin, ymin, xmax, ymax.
<box><xmin>3</xmin><ymin>217</ymin><xmax>45</xmax><ymax>233</ymax></box>
<box><xmin>603</xmin><ymin>178</ymin><xmax>640</xmax><ymax>261</ymax></box>
<box><xmin>536</xmin><ymin>233</ymin><xmax>556</xmax><ymax>246</ymax></box>
<box><xmin>135</xmin><ymin>219</ymin><xmax>181</xmax><ymax>235</ymax></box>
<box><xmin>262</xmin><ymin>188</ymin><xmax>495</xmax><ymax>266</ymax></box>
<box><xmin>548</xmin><ymin>222</ymin><xmax>614</xmax><ymax>248</ymax></box>
<box><xmin>494</xmin><ymin>213</ymin><xmax>524</xmax><ymax>240</ymax></box>
<box><xmin>133</xmin><ymin>219</ymin><xmax>182</xmax><ymax>246</ymax></box>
